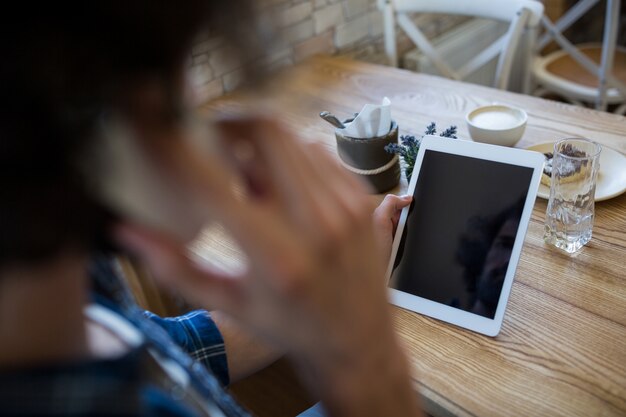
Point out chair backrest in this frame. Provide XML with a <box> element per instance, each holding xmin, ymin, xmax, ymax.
<box><xmin>379</xmin><ymin>0</ymin><xmax>544</xmax><ymax>90</ymax></box>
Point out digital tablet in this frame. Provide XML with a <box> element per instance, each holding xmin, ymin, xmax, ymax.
<box><xmin>386</xmin><ymin>136</ymin><xmax>544</xmax><ymax>336</ymax></box>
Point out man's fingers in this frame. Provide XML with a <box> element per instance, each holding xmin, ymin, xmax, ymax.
<box><xmin>217</xmin><ymin>117</ymin><xmax>367</xmax><ymax>249</ymax></box>
<box><xmin>374</xmin><ymin>195</ymin><xmax>412</xmax><ymax>225</ymax></box>
<box><xmin>391</xmin><ymin>195</ymin><xmax>412</xmax><ymax>228</ymax></box>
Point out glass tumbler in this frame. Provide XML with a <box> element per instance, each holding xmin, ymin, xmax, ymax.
<box><xmin>544</xmin><ymin>138</ymin><xmax>602</xmax><ymax>253</ymax></box>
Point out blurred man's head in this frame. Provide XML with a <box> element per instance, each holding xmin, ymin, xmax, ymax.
<box><xmin>0</xmin><ymin>2</ymin><xmax>257</xmax><ymax>270</ymax></box>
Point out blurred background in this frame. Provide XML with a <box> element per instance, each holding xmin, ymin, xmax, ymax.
<box><xmin>188</xmin><ymin>0</ymin><xmax>625</xmax><ymax>103</ymax></box>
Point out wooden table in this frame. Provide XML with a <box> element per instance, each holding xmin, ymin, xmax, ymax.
<box><xmin>197</xmin><ymin>56</ymin><xmax>626</xmax><ymax>417</ymax></box>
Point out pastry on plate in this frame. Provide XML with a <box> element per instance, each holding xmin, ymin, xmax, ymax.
<box><xmin>541</xmin><ymin>144</ymin><xmax>589</xmax><ymax>187</ymax></box>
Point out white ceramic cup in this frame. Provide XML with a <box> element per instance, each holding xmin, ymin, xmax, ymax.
<box><xmin>466</xmin><ymin>104</ymin><xmax>527</xmax><ymax>147</ymax></box>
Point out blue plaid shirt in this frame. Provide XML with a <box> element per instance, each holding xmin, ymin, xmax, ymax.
<box><xmin>0</xmin><ymin>256</ymin><xmax>251</xmax><ymax>417</ymax></box>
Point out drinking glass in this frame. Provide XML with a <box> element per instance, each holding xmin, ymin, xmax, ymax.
<box><xmin>544</xmin><ymin>138</ymin><xmax>602</xmax><ymax>253</ymax></box>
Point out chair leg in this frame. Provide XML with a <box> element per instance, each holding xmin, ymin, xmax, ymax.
<box><xmin>522</xmin><ymin>26</ymin><xmax>538</xmax><ymax>95</ymax></box>
<box><xmin>596</xmin><ymin>0</ymin><xmax>620</xmax><ymax>111</ymax></box>
<box><xmin>383</xmin><ymin>1</ymin><xmax>398</xmax><ymax>67</ymax></box>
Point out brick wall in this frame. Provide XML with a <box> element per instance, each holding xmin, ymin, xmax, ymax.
<box><xmin>190</xmin><ymin>0</ymin><xmax>464</xmax><ymax>102</ymax></box>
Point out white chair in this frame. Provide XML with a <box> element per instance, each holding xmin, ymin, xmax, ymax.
<box><xmin>378</xmin><ymin>0</ymin><xmax>544</xmax><ymax>92</ymax></box>
<box><xmin>532</xmin><ymin>0</ymin><xmax>626</xmax><ymax>114</ymax></box>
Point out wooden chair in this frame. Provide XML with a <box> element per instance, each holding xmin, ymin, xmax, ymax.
<box><xmin>532</xmin><ymin>0</ymin><xmax>626</xmax><ymax>114</ymax></box>
<box><xmin>115</xmin><ymin>255</ymin><xmax>184</xmax><ymax>317</ymax></box>
<box><xmin>378</xmin><ymin>0</ymin><xmax>544</xmax><ymax>92</ymax></box>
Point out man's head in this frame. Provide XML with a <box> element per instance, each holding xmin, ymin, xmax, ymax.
<box><xmin>0</xmin><ymin>2</ymin><xmax>257</xmax><ymax>269</ymax></box>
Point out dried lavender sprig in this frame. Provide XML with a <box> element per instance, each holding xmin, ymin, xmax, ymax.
<box><xmin>385</xmin><ymin>122</ymin><xmax>457</xmax><ymax>180</ymax></box>
<box><xmin>439</xmin><ymin>125</ymin><xmax>458</xmax><ymax>139</ymax></box>
<box><xmin>400</xmin><ymin>134</ymin><xmax>418</xmax><ymax>147</ymax></box>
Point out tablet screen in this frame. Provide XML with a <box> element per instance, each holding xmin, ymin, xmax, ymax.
<box><xmin>388</xmin><ymin>149</ymin><xmax>534</xmax><ymax>319</ymax></box>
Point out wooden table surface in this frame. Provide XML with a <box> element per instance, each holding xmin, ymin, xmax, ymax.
<box><xmin>197</xmin><ymin>56</ymin><xmax>626</xmax><ymax>417</ymax></box>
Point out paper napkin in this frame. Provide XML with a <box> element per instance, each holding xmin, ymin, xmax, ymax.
<box><xmin>343</xmin><ymin>97</ymin><xmax>392</xmax><ymax>138</ymax></box>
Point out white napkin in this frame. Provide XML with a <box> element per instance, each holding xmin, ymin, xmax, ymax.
<box><xmin>343</xmin><ymin>97</ymin><xmax>392</xmax><ymax>138</ymax></box>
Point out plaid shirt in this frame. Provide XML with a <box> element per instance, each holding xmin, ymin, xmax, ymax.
<box><xmin>0</xmin><ymin>256</ymin><xmax>251</xmax><ymax>417</ymax></box>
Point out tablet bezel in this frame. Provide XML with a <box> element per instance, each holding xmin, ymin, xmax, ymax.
<box><xmin>386</xmin><ymin>135</ymin><xmax>544</xmax><ymax>336</ymax></box>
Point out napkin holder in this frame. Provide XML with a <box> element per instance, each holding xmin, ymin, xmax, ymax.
<box><xmin>335</xmin><ymin>119</ymin><xmax>400</xmax><ymax>193</ymax></box>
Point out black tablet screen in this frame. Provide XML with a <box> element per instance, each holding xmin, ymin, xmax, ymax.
<box><xmin>389</xmin><ymin>150</ymin><xmax>533</xmax><ymax>319</ymax></box>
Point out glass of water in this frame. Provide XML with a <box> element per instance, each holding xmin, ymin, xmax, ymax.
<box><xmin>544</xmin><ymin>138</ymin><xmax>602</xmax><ymax>253</ymax></box>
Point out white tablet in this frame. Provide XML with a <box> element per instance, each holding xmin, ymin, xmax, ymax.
<box><xmin>386</xmin><ymin>136</ymin><xmax>544</xmax><ymax>336</ymax></box>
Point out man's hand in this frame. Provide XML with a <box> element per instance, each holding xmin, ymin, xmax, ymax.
<box><xmin>373</xmin><ymin>194</ymin><xmax>412</xmax><ymax>264</ymax></box>
<box><xmin>115</xmin><ymin>117</ymin><xmax>422</xmax><ymax>417</ymax></box>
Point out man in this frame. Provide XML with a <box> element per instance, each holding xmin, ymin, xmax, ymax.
<box><xmin>0</xmin><ymin>2</ymin><xmax>422</xmax><ymax>416</ymax></box>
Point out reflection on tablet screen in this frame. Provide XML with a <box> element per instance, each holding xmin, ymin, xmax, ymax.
<box><xmin>388</xmin><ymin>150</ymin><xmax>533</xmax><ymax>319</ymax></box>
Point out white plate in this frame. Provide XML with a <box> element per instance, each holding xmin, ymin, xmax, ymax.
<box><xmin>526</xmin><ymin>142</ymin><xmax>626</xmax><ymax>202</ymax></box>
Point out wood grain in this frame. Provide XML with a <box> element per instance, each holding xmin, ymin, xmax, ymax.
<box><xmin>197</xmin><ymin>56</ymin><xmax>626</xmax><ymax>417</ymax></box>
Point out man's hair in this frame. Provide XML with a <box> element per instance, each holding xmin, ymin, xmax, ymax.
<box><xmin>0</xmin><ymin>2</ymin><xmax>253</xmax><ymax>268</ymax></box>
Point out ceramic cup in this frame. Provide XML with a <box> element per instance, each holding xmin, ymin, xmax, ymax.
<box><xmin>466</xmin><ymin>104</ymin><xmax>527</xmax><ymax>147</ymax></box>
